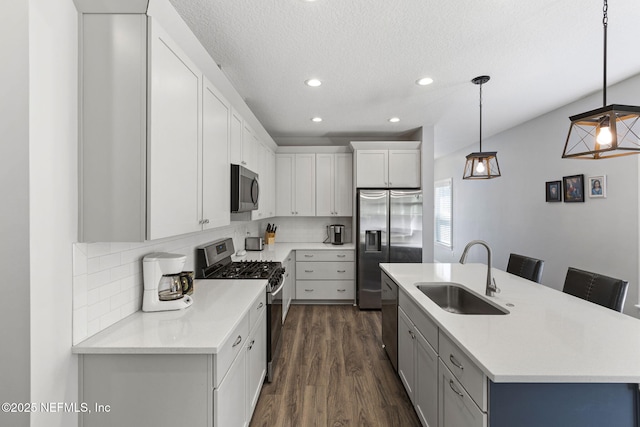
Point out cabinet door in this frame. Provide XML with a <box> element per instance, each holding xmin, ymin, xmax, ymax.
<box><xmin>397</xmin><ymin>307</ymin><xmax>415</xmax><ymax>403</ymax></box>
<box><xmin>267</xmin><ymin>149</ymin><xmax>276</xmax><ymax>218</ymax></box>
<box><xmin>276</xmin><ymin>154</ymin><xmax>294</xmax><ymax>216</ymax></box>
<box><xmin>388</xmin><ymin>149</ymin><xmax>420</xmax><ymax>188</ymax></box>
<box><xmin>315</xmin><ymin>153</ymin><xmax>335</xmax><ymax>216</ymax></box>
<box><xmin>293</xmin><ymin>154</ymin><xmax>316</xmax><ymax>216</ymax></box>
<box><xmin>202</xmin><ymin>78</ymin><xmax>230</xmax><ymax>229</ymax></box>
<box><xmin>356</xmin><ymin>150</ymin><xmax>388</xmax><ymax>188</ymax></box>
<box><xmin>334</xmin><ymin>153</ymin><xmax>353</xmax><ymax>216</ymax></box>
<box><xmin>251</xmin><ymin>141</ymin><xmax>267</xmax><ymax>220</ymax></box>
<box><xmin>242</xmin><ymin>124</ymin><xmax>256</xmax><ymax>171</ymax></box>
<box><xmin>246</xmin><ymin>309</ymin><xmax>266</xmax><ymax>419</ymax></box>
<box><xmin>439</xmin><ymin>360</ymin><xmax>486</xmax><ymax>427</ymax></box>
<box><xmin>415</xmin><ymin>329</ymin><xmax>438</xmax><ymax>427</ymax></box>
<box><xmin>215</xmin><ymin>348</ymin><xmax>247</xmax><ymax>427</ymax></box>
<box><xmin>147</xmin><ymin>18</ymin><xmax>201</xmax><ymax>240</ymax></box>
<box><xmin>230</xmin><ymin>109</ymin><xmax>243</xmax><ymax>165</ymax></box>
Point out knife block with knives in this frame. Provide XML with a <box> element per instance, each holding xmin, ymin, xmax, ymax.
<box><xmin>265</xmin><ymin>223</ymin><xmax>277</xmax><ymax>245</ymax></box>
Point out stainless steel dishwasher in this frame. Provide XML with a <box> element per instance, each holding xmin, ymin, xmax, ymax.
<box><xmin>381</xmin><ymin>272</ymin><xmax>398</xmax><ymax>371</ymax></box>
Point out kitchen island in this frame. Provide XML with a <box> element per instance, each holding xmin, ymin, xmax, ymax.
<box><xmin>381</xmin><ymin>262</ymin><xmax>640</xmax><ymax>427</ymax></box>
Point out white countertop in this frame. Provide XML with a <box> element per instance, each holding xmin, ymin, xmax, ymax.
<box><xmin>73</xmin><ymin>242</ymin><xmax>354</xmax><ymax>354</ymax></box>
<box><xmin>381</xmin><ymin>263</ymin><xmax>640</xmax><ymax>383</ymax></box>
<box><xmin>233</xmin><ymin>242</ymin><xmax>355</xmax><ymax>262</ymax></box>
<box><xmin>72</xmin><ymin>280</ymin><xmax>265</xmax><ymax>354</ymax></box>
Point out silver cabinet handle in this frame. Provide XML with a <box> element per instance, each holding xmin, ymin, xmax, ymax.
<box><xmin>449</xmin><ymin>354</ymin><xmax>464</xmax><ymax>370</ymax></box>
<box><xmin>449</xmin><ymin>380</ymin><xmax>464</xmax><ymax>398</ymax></box>
<box><xmin>305</xmin><ymin>289</ymin><xmax>314</xmax><ymax>292</ymax></box>
<box><xmin>232</xmin><ymin>335</ymin><xmax>242</xmax><ymax>347</ymax></box>
<box><xmin>291</xmin><ymin>211</ymin><xmax>294</xmax><ymax>215</ymax></box>
<box><xmin>337</xmin><ymin>289</ymin><xmax>346</xmax><ymax>292</ymax></box>
<box><xmin>305</xmin><ymin>270</ymin><xmax>314</xmax><ymax>273</ymax></box>
<box><xmin>248</xmin><ymin>339</ymin><xmax>255</xmax><ymax>350</ymax></box>
<box><xmin>337</xmin><ymin>270</ymin><xmax>346</xmax><ymax>273</ymax></box>
<box><xmin>304</xmin><ymin>254</ymin><xmax>313</xmax><ymax>258</ymax></box>
<box><xmin>337</xmin><ymin>254</ymin><xmax>346</xmax><ymax>258</ymax></box>
<box><xmin>204</xmin><ymin>219</ymin><xmax>210</xmax><ymax>224</ymax></box>
<box><xmin>257</xmin><ymin>302</ymin><xmax>264</xmax><ymax>309</ymax></box>
<box><xmin>198</xmin><ymin>219</ymin><xmax>204</xmax><ymax>225</ymax></box>
<box><xmin>408</xmin><ymin>330</ymin><xmax>415</xmax><ymax>339</ymax></box>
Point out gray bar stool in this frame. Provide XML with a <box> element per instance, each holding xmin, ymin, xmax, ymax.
<box><xmin>562</xmin><ymin>267</ymin><xmax>628</xmax><ymax>312</ymax></box>
<box><xmin>506</xmin><ymin>253</ymin><xmax>544</xmax><ymax>283</ymax></box>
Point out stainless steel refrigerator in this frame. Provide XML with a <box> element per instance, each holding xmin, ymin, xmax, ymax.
<box><xmin>357</xmin><ymin>189</ymin><xmax>423</xmax><ymax>309</ymax></box>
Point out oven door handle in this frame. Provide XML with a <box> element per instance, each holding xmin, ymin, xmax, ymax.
<box><xmin>268</xmin><ymin>277</ymin><xmax>286</xmax><ymax>304</ymax></box>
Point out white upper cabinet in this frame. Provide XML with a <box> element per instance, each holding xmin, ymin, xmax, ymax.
<box><xmin>251</xmin><ymin>141</ymin><xmax>275</xmax><ymax>220</ymax></box>
<box><xmin>316</xmin><ymin>153</ymin><xmax>352</xmax><ymax>216</ymax></box>
<box><xmin>201</xmin><ymin>78</ymin><xmax>231</xmax><ymax>230</ymax></box>
<box><xmin>355</xmin><ymin>148</ymin><xmax>421</xmax><ymax>188</ymax></box>
<box><xmin>388</xmin><ymin>149</ymin><xmax>421</xmax><ymax>188</ymax></box>
<box><xmin>229</xmin><ymin>108</ymin><xmax>243</xmax><ymax>166</ymax></box>
<box><xmin>356</xmin><ymin>150</ymin><xmax>388</xmax><ymax>188</ymax></box>
<box><xmin>276</xmin><ymin>153</ymin><xmax>316</xmax><ymax>216</ymax></box>
<box><xmin>79</xmin><ymin>12</ymin><xmax>238</xmax><ymax>242</ymax></box>
<box><xmin>147</xmin><ymin>18</ymin><xmax>202</xmax><ymax>240</ymax></box>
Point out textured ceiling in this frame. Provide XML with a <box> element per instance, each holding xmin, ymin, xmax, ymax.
<box><xmin>169</xmin><ymin>0</ymin><xmax>640</xmax><ymax>157</ymax></box>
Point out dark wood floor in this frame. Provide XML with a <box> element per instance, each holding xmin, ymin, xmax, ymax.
<box><xmin>249</xmin><ymin>305</ymin><xmax>421</xmax><ymax>427</ymax></box>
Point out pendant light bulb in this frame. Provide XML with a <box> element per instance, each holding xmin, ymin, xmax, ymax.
<box><xmin>596</xmin><ymin>123</ymin><xmax>612</xmax><ymax>147</ymax></box>
<box><xmin>475</xmin><ymin>161</ymin><xmax>486</xmax><ymax>173</ymax></box>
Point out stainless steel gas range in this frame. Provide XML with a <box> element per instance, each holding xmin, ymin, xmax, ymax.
<box><xmin>196</xmin><ymin>238</ymin><xmax>284</xmax><ymax>383</ymax></box>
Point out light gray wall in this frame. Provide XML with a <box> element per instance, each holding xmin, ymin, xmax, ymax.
<box><xmin>434</xmin><ymin>73</ymin><xmax>640</xmax><ymax>317</ymax></box>
<box><xmin>29</xmin><ymin>0</ymin><xmax>80</xmax><ymax>426</ymax></box>
<box><xmin>0</xmin><ymin>1</ymin><xmax>30</xmax><ymax>426</ymax></box>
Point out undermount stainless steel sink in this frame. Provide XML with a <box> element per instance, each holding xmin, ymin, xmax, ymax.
<box><xmin>416</xmin><ymin>282</ymin><xmax>509</xmax><ymax>315</ymax></box>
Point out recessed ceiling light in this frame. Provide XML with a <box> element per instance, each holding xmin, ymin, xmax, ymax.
<box><xmin>305</xmin><ymin>79</ymin><xmax>322</xmax><ymax>87</ymax></box>
<box><xmin>388</xmin><ymin>117</ymin><xmax>400</xmax><ymax>123</ymax></box>
<box><xmin>311</xmin><ymin>117</ymin><xmax>323</xmax><ymax>122</ymax></box>
<box><xmin>416</xmin><ymin>77</ymin><xmax>434</xmax><ymax>86</ymax></box>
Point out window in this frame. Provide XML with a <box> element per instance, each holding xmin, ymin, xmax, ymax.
<box><xmin>434</xmin><ymin>178</ymin><xmax>452</xmax><ymax>248</ymax></box>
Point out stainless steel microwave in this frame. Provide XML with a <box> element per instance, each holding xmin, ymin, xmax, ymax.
<box><xmin>231</xmin><ymin>164</ymin><xmax>259</xmax><ymax>212</ymax></box>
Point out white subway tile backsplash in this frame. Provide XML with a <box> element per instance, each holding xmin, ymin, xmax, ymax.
<box><xmin>87</xmin><ymin>269</ymin><xmax>111</xmax><ymax>290</ymax></box>
<box><xmin>99</xmin><ymin>252</ymin><xmax>121</xmax><ymax>271</ymax></box>
<box><xmin>72</xmin><ymin>220</ymin><xmax>260</xmax><ymax>344</ymax></box>
<box><xmin>87</xmin><ymin>299</ymin><xmax>110</xmax><ymax>322</ymax></box>
<box><xmin>87</xmin><ymin>242</ymin><xmax>111</xmax><ymax>258</ymax></box>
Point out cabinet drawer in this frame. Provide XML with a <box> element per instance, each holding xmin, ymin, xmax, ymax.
<box><xmin>296</xmin><ymin>261</ymin><xmax>354</xmax><ymax>280</ymax></box>
<box><xmin>297</xmin><ymin>250</ymin><xmax>354</xmax><ymax>262</ymax></box>
<box><xmin>213</xmin><ymin>312</ymin><xmax>250</xmax><ymax>388</ymax></box>
<box><xmin>439</xmin><ymin>360</ymin><xmax>487</xmax><ymax>427</ymax></box>
<box><xmin>295</xmin><ymin>280</ymin><xmax>354</xmax><ymax>300</ymax></box>
<box><xmin>399</xmin><ymin>289</ymin><xmax>438</xmax><ymax>352</ymax></box>
<box><xmin>439</xmin><ymin>331</ymin><xmax>487</xmax><ymax>411</ymax></box>
<box><xmin>248</xmin><ymin>291</ymin><xmax>266</xmax><ymax>333</ymax></box>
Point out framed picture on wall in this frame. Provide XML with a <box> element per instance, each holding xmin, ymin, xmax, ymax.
<box><xmin>545</xmin><ymin>180</ymin><xmax>562</xmax><ymax>202</ymax></box>
<box><xmin>588</xmin><ymin>175</ymin><xmax>606</xmax><ymax>198</ymax></box>
<box><xmin>563</xmin><ymin>174</ymin><xmax>585</xmax><ymax>203</ymax></box>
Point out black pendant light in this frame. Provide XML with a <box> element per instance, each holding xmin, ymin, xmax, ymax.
<box><xmin>463</xmin><ymin>75</ymin><xmax>501</xmax><ymax>180</ymax></box>
<box><xmin>562</xmin><ymin>0</ymin><xmax>640</xmax><ymax>159</ymax></box>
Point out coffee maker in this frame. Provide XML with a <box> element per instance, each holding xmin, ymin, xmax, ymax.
<box><xmin>328</xmin><ymin>224</ymin><xmax>345</xmax><ymax>245</ymax></box>
<box><xmin>142</xmin><ymin>252</ymin><xmax>193</xmax><ymax>312</ymax></box>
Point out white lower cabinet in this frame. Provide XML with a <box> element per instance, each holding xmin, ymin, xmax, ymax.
<box><xmin>398</xmin><ymin>306</ymin><xmax>438</xmax><ymax>427</ymax></box>
<box><xmin>246</xmin><ymin>308</ymin><xmax>267</xmax><ymax>420</ymax></box>
<box><xmin>439</xmin><ymin>360</ymin><xmax>487</xmax><ymax>427</ymax></box>
<box><xmin>295</xmin><ymin>250</ymin><xmax>355</xmax><ymax>302</ymax></box>
<box><xmin>215</xmin><ymin>348</ymin><xmax>247</xmax><ymax>427</ymax></box>
<box><xmin>282</xmin><ymin>251</ymin><xmax>295</xmax><ymax>321</ymax></box>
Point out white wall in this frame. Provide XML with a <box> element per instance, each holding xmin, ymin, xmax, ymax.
<box><xmin>28</xmin><ymin>0</ymin><xmax>80</xmax><ymax>426</ymax></box>
<box><xmin>434</xmin><ymin>73</ymin><xmax>640</xmax><ymax>317</ymax></box>
<box><xmin>0</xmin><ymin>1</ymin><xmax>30</xmax><ymax>426</ymax></box>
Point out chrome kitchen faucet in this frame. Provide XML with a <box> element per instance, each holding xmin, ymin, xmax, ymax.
<box><xmin>459</xmin><ymin>240</ymin><xmax>500</xmax><ymax>297</ymax></box>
